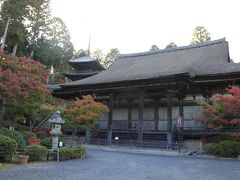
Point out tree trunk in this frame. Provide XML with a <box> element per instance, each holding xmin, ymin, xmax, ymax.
<box><xmin>1</xmin><ymin>15</ymin><xmax>11</xmax><ymax>50</ymax></box>
<box><xmin>11</xmin><ymin>42</ymin><xmax>18</xmax><ymax>56</ymax></box>
<box><xmin>29</xmin><ymin>119</ymin><xmax>32</xmax><ymax>132</ymax></box>
<box><xmin>30</xmin><ymin>50</ymin><xmax>34</xmax><ymax>58</ymax></box>
<box><xmin>30</xmin><ymin>30</ymin><xmax>37</xmax><ymax>59</ymax></box>
<box><xmin>0</xmin><ymin>100</ymin><xmax>6</xmax><ymax>121</ymax></box>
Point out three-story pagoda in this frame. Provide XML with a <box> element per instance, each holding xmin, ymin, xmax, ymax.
<box><xmin>64</xmin><ymin>55</ymin><xmax>105</xmax><ymax>81</ymax></box>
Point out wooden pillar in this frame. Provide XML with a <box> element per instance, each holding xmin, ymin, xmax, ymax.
<box><xmin>154</xmin><ymin>98</ymin><xmax>160</xmax><ymax>131</ymax></box>
<box><xmin>138</xmin><ymin>91</ymin><xmax>144</xmax><ymax>142</ymax></box>
<box><xmin>85</xmin><ymin>129</ymin><xmax>90</xmax><ymax>144</ymax></box>
<box><xmin>177</xmin><ymin>98</ymin><xmax>184</xmax><ymax>142</ymax></box>
<box><xmin>167</xmin><ymin>94</ymin><xmax>173</xmax><ymax>144</ymax></box>
<box><xmin>203</xmin><ymin>86</ymin><xmax>212</xmax><ymax>104</ymax></box>
<box><xmin>107</xmin><ymin>94</ymin><xmax>114</xmax><ymax>143</ymax></box>
<box><xmin>127</xmin><ymin>99</ymin><xmax>132</xmax><ymax>130</ymax></box>
<box><xmin>179</xmin><ymin>98</ymin><xmax>184</xmax><ymax>118</ymax></box>
<box><xmin>177</xmin><ymin>91</ymin><xmax>185</xmax><ymax>128</ymax></box>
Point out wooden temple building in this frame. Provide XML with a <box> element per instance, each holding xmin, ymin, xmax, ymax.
<box><xmin>53</xmin><ymin>38</ymin><xmax>240</xmax><ymax>143</ymax></box>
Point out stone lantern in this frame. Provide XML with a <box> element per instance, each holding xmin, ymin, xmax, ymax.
<box><xmin>48</xmin><ymin>110</ymin><xmax>64</xmax><ymax>149</ymax></box>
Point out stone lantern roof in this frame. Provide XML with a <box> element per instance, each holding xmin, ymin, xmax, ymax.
<box><xmin>48</xmin><ymin>110</ymin><xmax>65</xmax><ymax>124</ymax></box>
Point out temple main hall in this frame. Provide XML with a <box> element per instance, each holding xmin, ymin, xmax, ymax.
<box><xmin>53</xmin><ymin>38</ymin><xmax>240</xmax><ymax>143</ymax></box>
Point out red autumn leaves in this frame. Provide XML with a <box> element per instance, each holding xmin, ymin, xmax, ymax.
<box><xmin>199</xmin><ymin>86</ymin><xmax>240</xmax><ymax>129</ymax></box>
<box><xmin>0</xmin><ymin>53</ymin><xmax>48</xmax><ymax>102</ymax></box>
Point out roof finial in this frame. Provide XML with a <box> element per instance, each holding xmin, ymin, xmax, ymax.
<box><xmin>88</xmin><ymin>34</ymin><xmax>91</xmax><ymax>56</ymax></box>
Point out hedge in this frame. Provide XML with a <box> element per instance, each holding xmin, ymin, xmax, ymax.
<box><xmin>204</xmin><ymin>140</ymin><xmax>240</xmax><ymax>158</ymax></box>
<box><xmin>41</xmin><ymin>137</ymin><xmax>52</xmax><ymax>149</ymax></box>
<box><xmin>0</xmin><ymin>135</ymin><xmax>17</xmax><ymax>162</ymax></box>
<box><xmin>0</xmin><ymin>128</ymin><xmax>25</xmax><ymax>150</ymax></box>
<box><xmin>59</xmin><ymin>146</ymin><xmax>86</xmax><ymax>161</ymax></box>
<box><xmin>25</xmin><ymin>145</ymin><xmax>48</xmax><ymax>161</ymax></box>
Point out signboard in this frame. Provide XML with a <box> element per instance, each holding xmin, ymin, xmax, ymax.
<box><xmin>176</xmin><ymin>116</ymin><xmax>184</xmax><ymax>128</ymax></box>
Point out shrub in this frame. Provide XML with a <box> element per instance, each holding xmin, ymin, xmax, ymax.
<box><xmin>41</xmin><ymin>137</ymin><xmax>52</xmax><ymax>149</ymax></box>
<box><xmin>27</xmin><ymin>136</ymin><xmax>41</xmax><ymax>145</ymax></box>
<box><xmin>204</xmin><ymin>140</ymin><xmax>240</xmax><ymax>158</ymax></box>
<box><xmin>0</xmin><ymin>128</ymin><xmax>25</xmax><ymax>150</ymax></box>
<box><xmin>35</xmin><ymin>129</ymin><xmax>50</xmax><ymax>140</ymax></box>
<box><xmin>59</xmin><ymin>146</ymin><xmax>86</xmax><ymax>161</ymax></box>
<box><xmin>0</xmin><ymin>135</ymin><xmax>17</xmax><ymax>162</ymax></box>
<box><xmin>229</xmin><ymin>133</ymin><xmax>240</xmax><ymax>142</ymax></box>
<box><xmin>21</xmin><ymin>131</ymin><xmax>36</xmax><ymax>141</ymax></box>
<box><xmin>25</xmin><ymin>145</ymin><xmax>48</xmax><ymax>161</ymax></box>
<box><xmin>204</xmin><ymin>143</ymin><xmax>221</xmax><ymax>156</ymax></box>
<box><xmin>202</xmin><ymin>133</ymin><xmax>240</xmax><ymax>144</ymax></box>
<box><xmin>218</xmin><ymin>140</ymin><xmax>240</xmax><ymax>158</ymax></box>
<box><xmin>41</xmin><ymin>137</ymin><xmax>65</xmax><ymax>149</ymax></box>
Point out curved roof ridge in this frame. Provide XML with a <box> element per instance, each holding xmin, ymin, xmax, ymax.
<box><xmin>69</xmin><ymin>55</ymin><xmax>95</xmax><ymax>62</ymax></box>
<box><xmin>118</xmin><ymin>38</ymin><xmax>226</xmax><ymax>58</ymax></box>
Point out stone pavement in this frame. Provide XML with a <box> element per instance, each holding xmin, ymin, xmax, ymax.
<box><xmin>1</xmin><ymin>149</ymin><xmax>239</xmax><ymax>180</ymax></box>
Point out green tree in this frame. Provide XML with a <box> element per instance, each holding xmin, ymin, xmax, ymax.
<box><xmin>149</xmin><ymin>44</ymin><xmax>159</xmax><ymax>51</ymax></box>
<box><xmin>101</xmin><ymin>48</ymin><xmax>119</xmax><ymax>68</ymax></box>
<box><xmin>92</xmin><ymin>48</ymin><xmax>105</xmax><ymax>64</ymax></box>
<box><xmin>4</xmin><ymin>92</ymin><xmax>55</xmax><ymax>130</ymax></box>
<box><xmin>45</xmin><ymin>17</ymin><xmax>74</xmax><ymax>64</ymax></box>
<box><xmin>73</xmin><ymin>48</ymin><xmax>88</xmax><ymax>59</ymax></box>
<box><xmin>0</xmin><ymin>0</ymin><xmax>29</xmax><ymax>55</ymax></box>
<box><xmin>33</xmin><ymin>17</ymin><xmax>74</xmax><ymax>82</ymax></box>
<box><xmin>165</xmin><ymin>42</ymin><xmax>177</xmax><ymax>49</ymax></box>
<box><xmin>191</xmin><ymin>26</ymin><xmax>211</xmax><ymax>44</ymax></box>
<box><xmin>0</xmin><ymin>0</ymin><xmax>74</xmax><ymax>67</ymax></box>
<box><xmin>26</xmin><ymin>0</ymin><xmax>51</xmax><ymax>58</ymax></box>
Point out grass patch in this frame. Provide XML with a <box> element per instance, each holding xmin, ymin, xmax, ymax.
<box><xmin>0</xmin><ymin>163</ymin><xmax>15</xmax><ymax>170</ymax></box>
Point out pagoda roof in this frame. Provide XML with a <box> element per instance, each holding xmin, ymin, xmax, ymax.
<box><xmin>64</xmin><ymin>72</ymin><xmax>98</xmax><ymax>81</ymax></box>
<box><xmin>58</xmin><ymin>38</ymin><xmax>240</xmax><ymax>89</ymax></box>
<box><xmin>68</xmin><ymin>55</ymin><xmax>105</xmax><ymax>71</ymax></box>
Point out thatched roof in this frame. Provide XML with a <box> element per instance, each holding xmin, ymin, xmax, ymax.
<box><xmin>61</xmin><ymin>38</ymin><xmax>240</xmax><ymax>88</ymax></box>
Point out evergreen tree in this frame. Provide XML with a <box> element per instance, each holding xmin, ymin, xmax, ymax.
<box><xmin>165</xmin><ymin>42</ymin><xmax>177</xmax><ymax>49</ymax></box>
<box><xmin>26</xmin><ymin>0</ymin><xmax>51</xmax><ymax>58</ymax></box>
<box><xmin>92</xmin><ymin>48</ymin><xmax>105</xmax><ymax>65</ymax></box>
<box><xmin>0</xmin><ymin>0</ymin><xmax>29</xmax><ymax>55</ymax></box>
<box><xmin>149</xmin><ymin>44</ymin><xmax>159</xmax><ymax>51</ymax></box>
<box><xmin>73</xmin><ymin>49</ymin><xmax>88</xmax><ymax>59</ymax></box>
<box><xmin>34</xmin><ymin>17</ymin><xmax>74</xmax><ymax>66</ymax></box>
<box><xmin>103</xmin><ymin>48</ymin><xmax>120</xmax><ymax>68</ymax></box>
<box><xmin>191</xmin><ymin>26</ymin><xmax>211</xmax><ymax>44</ymax></box>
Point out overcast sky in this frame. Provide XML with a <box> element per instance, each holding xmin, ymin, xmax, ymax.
<box><xmin>51</xmin><ymin>0</ymin><xmax>240</xmax><ymax>62</ymax></box>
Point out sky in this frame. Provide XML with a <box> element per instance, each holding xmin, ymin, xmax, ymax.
<box><xmin>51</xmin><ymin>0</ymin><xmax>240</xmax><ymax>62</ymax></box>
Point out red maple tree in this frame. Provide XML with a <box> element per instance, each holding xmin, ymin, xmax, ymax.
<box><xmin>0</xmin><ymin>52</ymin><xmax>49</xmax><ymax>122</ymax></box>
<box><xmin>64</xmin><ymin>95</ymin><xmax>109</xmax><ymax>130</ymax></box>
<box><xmin>0</xmin><ymin>52</ymin><xmax>48</xmax><ymax>103</ymax></box>
<box><xmin>199</xmin><ymin>86</ymin><xmax>240</xmax><ymax>129</ymax></box>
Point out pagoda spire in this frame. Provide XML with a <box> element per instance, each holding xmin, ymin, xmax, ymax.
<box><xmin>87</xmin><ymin>34</ymin><xmax>91</xmax><ymax>56</ymax></box>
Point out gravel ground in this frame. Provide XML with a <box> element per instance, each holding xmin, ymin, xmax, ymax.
<box><xmin>0</xmin><ymin>149</ymin><xmax>239</xmax><ymax>180</ymax></box>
